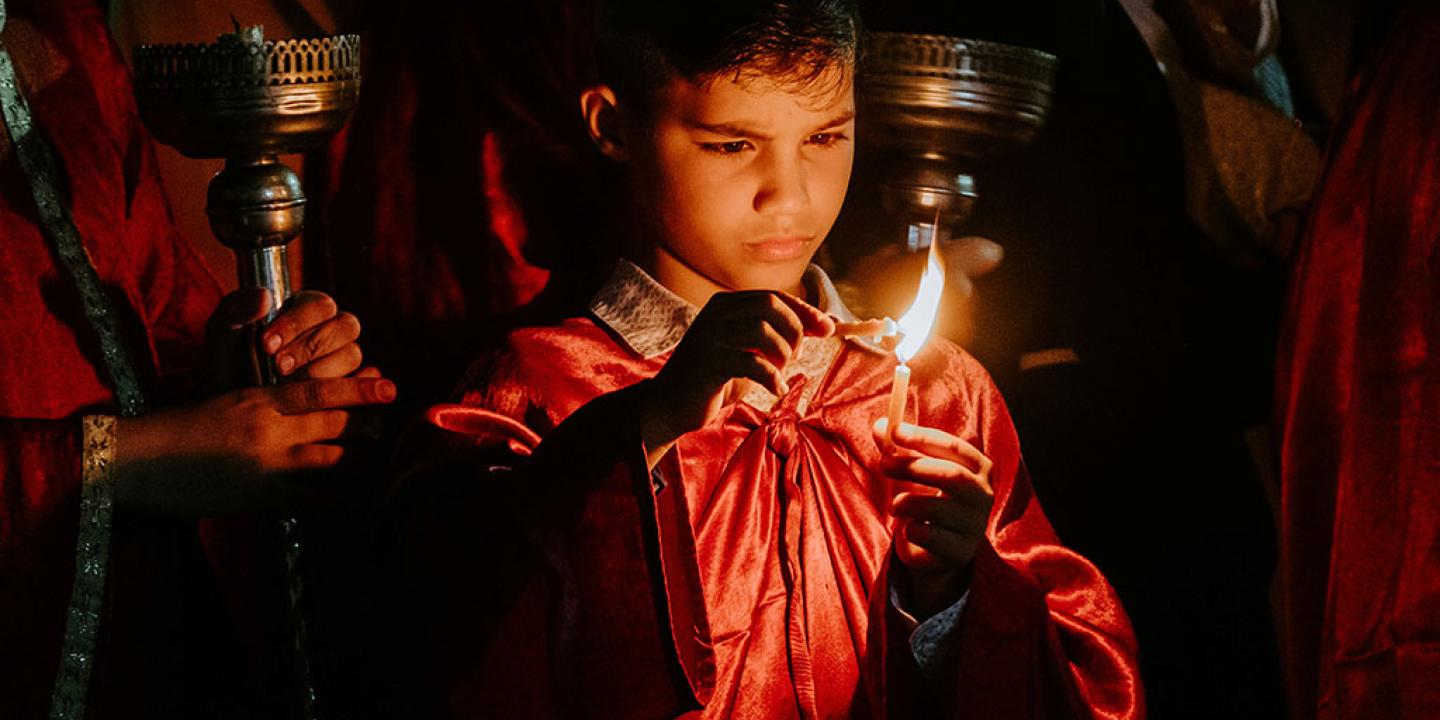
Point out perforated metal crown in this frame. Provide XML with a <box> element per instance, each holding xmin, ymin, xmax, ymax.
<box><xmin>133</xmin><ymin>34</ymin><xmax>361</xmax><ymax>159</ymax></box>
<box><xmin>133</xmin><ymin>35</ymin><xmax>360</xmax><ymax>88</ymax></box>
<box><xmin>859</xmin><ymin>32</ymin><xmax>1057</xmax><ymax>158</ymax></box>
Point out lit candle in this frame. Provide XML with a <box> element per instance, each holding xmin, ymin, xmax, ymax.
<box><xmin>887</xmin><ymin>233</ymin><xmax>946</xmax><ymax>445</ymax></box>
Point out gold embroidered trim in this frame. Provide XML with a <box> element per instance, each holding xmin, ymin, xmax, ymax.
<box><xmin>48</xmin><ymin>415</ymin><xmax>118</xmax><ymax>720</ymax></box>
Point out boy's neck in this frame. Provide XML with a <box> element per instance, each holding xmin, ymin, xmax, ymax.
<box><xmin>647</xmin><ymin>246</ymin><xmax>808</xmax><ymax>308</ymax></box>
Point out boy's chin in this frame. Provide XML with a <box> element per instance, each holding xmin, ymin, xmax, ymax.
<box><xmin>728</xmin><ymin>260</ymin><xmax>812</xmax><ymax>295</ymax></box>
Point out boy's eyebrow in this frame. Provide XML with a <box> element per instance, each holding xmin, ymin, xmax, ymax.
<box><xmin>684</xmin><ymin>110</ymin><xmax>856</xmax><ymax>139</ymax></box>
<box><xmin>684</xmin><ymin>119</ymin><xmax>774</xmax><ymax>140</ymax></box>
<box><xmin>812</xmin><ymin>110</ymin><xmax>856</xmax><ymax>131</ymax></box>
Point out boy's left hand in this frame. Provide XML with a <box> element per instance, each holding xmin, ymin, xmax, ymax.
<box><xmin>873</xmin><ymin>418</ymin><xmax>994</xmax><ymax>616</ymax></box>
<box><xmin>206</xmin><ymin>289</ymin><xmax>365</xmax><ymax>391</ymax></box>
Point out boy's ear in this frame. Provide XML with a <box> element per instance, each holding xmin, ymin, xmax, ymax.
<box><xmin>579</xmin><ymin>84</ymin><xmax>629</xmax><ymax>162</ymax></box>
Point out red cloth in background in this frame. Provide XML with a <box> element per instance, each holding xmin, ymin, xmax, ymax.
<box><xmin>1276</xmin><ymin>6</ymin><xmax>1440</xmax><ymax>719</ymax></box>
<box><xmin>395</xmin><ymin>317</ymin><xmax>1143</xmax><ymax>719</ymax></box>
<box><xmin>0</xmin><ymin>2</ymin><xmax>254</xmax><ymax>717</ymax></box>
<box><xmin>304</xmin><ymin>1</ymin><xmax>610</xmax><ymax>412</ymax></box>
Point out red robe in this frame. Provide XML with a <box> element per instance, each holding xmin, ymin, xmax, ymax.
<box><xmin>397</xmin><ymin>289</ymin><xmax>1143</xmax><ymax>718</ymax></box>
<box><xmin>1275</xmin><ymin>5</ymin><xmax>1440</xmax><ymax>718</ymax></box>
<box><xmin>0</xmin><ymin>2</ymin><xmax>255</xmax><ymax>717</ymax></box>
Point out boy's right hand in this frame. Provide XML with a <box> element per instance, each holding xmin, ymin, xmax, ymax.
<box><xmin>639</xmin><ymin>290</ymin><xmax>833</xmax><ymax>467</ymax></box>
<box><xmin>112</xmin><ymin>375</ymin><xmax>396</xmax><ymax>516</ymax></box>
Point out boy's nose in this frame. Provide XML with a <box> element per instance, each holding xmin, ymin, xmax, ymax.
<box><xmin>754</xmin><ymin>153</ymin><xmax>811</xmax><ymax>217</ymax></box>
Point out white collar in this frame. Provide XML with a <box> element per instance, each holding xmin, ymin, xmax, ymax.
<box><xmin>589</xmin><ymin>260</ymin><xmax>863</xmax><ymax>359</ymax></box>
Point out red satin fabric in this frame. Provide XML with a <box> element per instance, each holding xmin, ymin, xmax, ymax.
<box><xmin>413</xmin><ymin>316</ymin><xmax>1143</xmax><ymax>718</ymax></box>
<box><xmin>0</xmin><ymin>2</ymin><xmax>241</xmax><ymax>717</ymax></box>
<box><xmin>1275</xmin><ymin>6</ymin><xmax>1440</xmax><ymax>719</ymax></box>
<box><xmin>301</xmin><ymin>1</ymin><xmax>608</xmax><ymax>412</ymax></box>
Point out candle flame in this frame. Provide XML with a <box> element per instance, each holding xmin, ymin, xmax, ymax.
<box><xmin>894</xmin><ymin>236</ymin><xmax>945</xmax><ymax>363</ymax></box>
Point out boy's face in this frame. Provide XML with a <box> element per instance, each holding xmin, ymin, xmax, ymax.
<box><xmin>625</xmin><ymin>66</ymin><xmax>855</xmax><ymax>301</ymax></box>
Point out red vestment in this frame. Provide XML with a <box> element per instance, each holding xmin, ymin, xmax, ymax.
<box><xmin>0</xmin><ymin>2</ymin><xmax>257</xmax><ymax>717</ymax></box>
<box><xmin>1276</xmin><ymin>5</ymin><xmax>1440</xmax><ymax>718</ymax></box>
<box><xmin>397</xmin><ymin>267</ymin><xmax>1143</xmax><ymax>719</ymax></box>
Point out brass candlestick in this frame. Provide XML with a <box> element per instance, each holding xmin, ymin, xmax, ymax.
<box><xmin>859</xmin><ymin>33</ymin><xmax>1057</xmax><ymax>250</ymax></box>
<box><xmin>132</xmin><ymin>29</ymin><xmax>360</xmax><ymax>720</ymax></box>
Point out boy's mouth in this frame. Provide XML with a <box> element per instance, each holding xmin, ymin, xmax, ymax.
<box><xmin>747</xmin><ymin>235</ymin><xmax>813</xmax><ymax>262</ymax></box>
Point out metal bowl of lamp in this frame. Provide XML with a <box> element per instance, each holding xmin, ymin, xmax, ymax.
<box><xmin>859</xmin><ymin>33</ymin><xmax>1056</xmax><ymax>228</ymax></box>
<box><xmin>132</xmin><ymin>31</ymin><xmax>361</xmax><ymax>159</ymax></box>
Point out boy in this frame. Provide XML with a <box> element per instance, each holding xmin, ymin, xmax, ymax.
<box><xmin>397</xmin><ymin>1</ymin><xmax>1142</xmax><ymax>717</ymax></box>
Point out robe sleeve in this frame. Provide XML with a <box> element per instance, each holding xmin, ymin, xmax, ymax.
<box><xmin>871</xmin><ymin>353</ymin><xmax>1145</xmax><ymax>720</ymax></box>
<box><xmin>391</xmin><ymin>381</ymin><xmax>703</xmax><ymax>720</ymax></box>
<box><xmin>888</xmin><ymin>581</ymin><xmax>970</xmax><ymax>685</ymax></box>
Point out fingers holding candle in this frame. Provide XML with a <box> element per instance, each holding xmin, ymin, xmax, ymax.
<box><xmin>872</xmin><ymin>418</ymin><xmax>996</xmax><ymax>578</ymax></box>
<box><xmin>875</xmin><ymin>419</ymin><xmax>995</xmax><ymax>492</ymax></box>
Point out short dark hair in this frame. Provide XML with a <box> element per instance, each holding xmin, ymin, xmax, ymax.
<box><xmin>597</xmin><ymin>0</ymin><xmax>861</xmax><ymax>106</ymax></box>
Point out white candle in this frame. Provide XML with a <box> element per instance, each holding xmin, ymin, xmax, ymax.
<box><xmin>887</xmin><ymin>363</ymin><xmax>910</xmax><ymax>445</ymax></box>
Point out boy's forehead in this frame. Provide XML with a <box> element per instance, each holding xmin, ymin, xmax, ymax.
<box><xmin>657</xmin><ymin>64</ymin><xmax>854</xmax><ymax>123</ymax></box>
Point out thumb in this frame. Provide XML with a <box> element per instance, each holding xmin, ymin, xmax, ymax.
<box><xmin>773</xmin><ymin>291</ymin><xmax>836</xmax><ymax>338</ymax></box>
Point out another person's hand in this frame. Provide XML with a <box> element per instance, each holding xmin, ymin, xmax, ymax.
<box><xmin>112</xmin><ymin>374</ymin><xmax>396</xmax><ymax>516</ymax></box>
<box><xmin>206</xmin><ymin>289</ymin><xmax>364</xmax><ymax>392</ymax></box>
<box><xmin>639</xmin><ymin>291</ymin><xmax>834</xmax><ymax>466</ymax></box>
<box><xmin>873</xmin><ymin>418</ymin><xmax>995</xmax><ymax>618</ymax></box>
<box><xmin>835</xmin><ymin>236</ymin><xmax>1003</xmax><ymax>346</ymax></box>
<box><xmin>843</xmin><ymin>236</ymin><xmax>1003</xmax><ymax>298</ymax></box>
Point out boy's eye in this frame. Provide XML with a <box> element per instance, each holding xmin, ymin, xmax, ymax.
<box><xmin>807</xmin><ymin>132</ymin><xmax>848</xmax><ymax>147</ymax></box>
<box><xmin>700</xmin><ymin>140</ymin><xmax>754</xmax><ymax>155</ymax></box>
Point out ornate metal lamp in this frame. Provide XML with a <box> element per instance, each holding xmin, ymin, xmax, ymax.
<box><xmin>132</xmin><ymin>29</ymin><xmax>361</xmax><ymax>720</ymax></box>
<box><xmin>859</xmin><ymin>33</ymin><xmax>1057</xmax><ymax>250</ymax></box>
<box><xmin>133</xmin><ymin>28</ymin><xmax>360</xmax><ymax>380</ymax></box>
